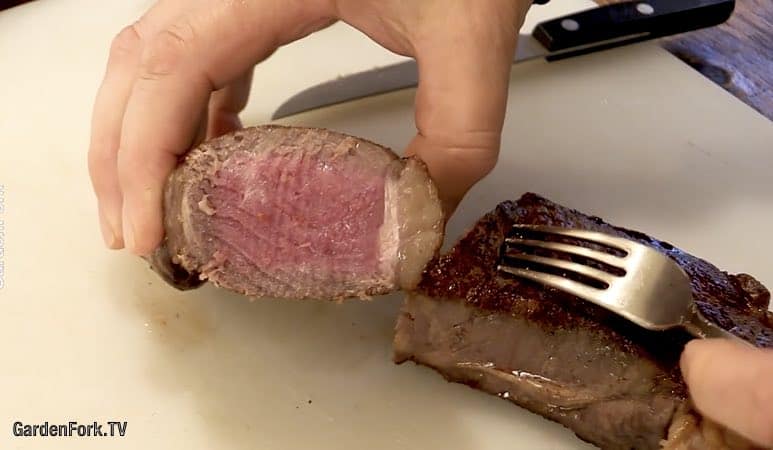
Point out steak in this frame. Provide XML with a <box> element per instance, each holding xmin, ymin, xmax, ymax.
<box><xmin>394</xmin><ymin>193</ymin><xmax>772</xmax><ymax>449</ymax></box>
<box><xmin>148</xmin><ymin>125</ymin><xmax>444</xmax><ymax>300</ymax></box>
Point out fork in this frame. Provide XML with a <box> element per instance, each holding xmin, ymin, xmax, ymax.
<box><xmin>497</xmin><ymin>224</ymin><xmax>745</xmax><ymax>342</ymax></box>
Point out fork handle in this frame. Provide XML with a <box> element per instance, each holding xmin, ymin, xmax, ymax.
<box><xmin>684</xmin><ymin>308</ymin><xmax>754</xmax><ymax>345</ymax></box>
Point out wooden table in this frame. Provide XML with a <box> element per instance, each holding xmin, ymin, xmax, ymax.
<box><xmin>598</xmin><ymin>0</ymin><xmax>772</xmax><ymax>120</ymax></box>
<box><xmin>3</xmin><ymin>0</ymin><xmax>770</xmax><ymax>120</ymax></box>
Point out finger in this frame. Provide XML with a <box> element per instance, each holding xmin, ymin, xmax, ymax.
<box><xmin>118</xmin><ymin>0</ymin><xmax>335</xmax><ymax>255</ymax></box>
<box><xmin>88</xmin><ymin>0</ymin><xmax>202</xmax><ymax>249</ymax></box>
<box><xmin>404</xmin><ymin>3</ymin><xmax>524</xmax><ymax>216</ymax></box>
<box><xmin>681</xmin><ymin>338</ymin><xmax>773</xmax><ymax>447</ymax></box>
<box><xmin>88</xmin><ymin>24</ymin><xmax>143</xmax><ymax>248</ymax></box>
<box><xmin>206</xmin><ymin>67</ymin><xmax>254</xmax><ymax>139</ymax></box>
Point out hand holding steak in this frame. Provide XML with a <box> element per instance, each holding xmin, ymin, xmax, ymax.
<box><xmin>87</xmin><ymin>0</ymin><xmax>532</xmax><ymax>255</ymax></box>
<box><xmin>147</xmin><ymin>126</ymin><xmax>444</xmax><ymax>300</ymax></box>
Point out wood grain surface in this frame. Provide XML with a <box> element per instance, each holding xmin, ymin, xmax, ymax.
<box><xmin>596</xmin><ymin>0</ymin><xmax>772</xmax><ymax>120</ymax></box>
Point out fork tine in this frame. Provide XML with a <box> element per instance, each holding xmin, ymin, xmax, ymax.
<box><xmin>512</xmin><ymin>224</ymin><xmax>633</xmax><ymax>254</ymax></box>
<box><xmin>502</xmin><ymin>253</ymin><xmax>618</xmax><ymax>285</ymax></box>
<box><xmin>497</xmin><ymin>265</ymin><xmax>603</xmax><ymax>302</ymax></box>
<box><xmin>505</xmin><ymin>238</ymin><xmax>625</xmax><ymax>269</ymax></box>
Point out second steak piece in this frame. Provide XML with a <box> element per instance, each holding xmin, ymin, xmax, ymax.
<box><xmin>149</xmin><ymin>126</ymin><xmax>444</xmax><ymax>300</ymax></box>
<box><xmin>395</xmin><ymin>193</ymin><xmax>772</xmax><ymax>450</ymax></box>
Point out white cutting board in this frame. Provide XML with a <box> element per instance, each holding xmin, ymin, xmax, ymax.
<box><xmin>0</xmin><ymin>0</ymin><xmax>771</xmax><ymax>449</ymax></box>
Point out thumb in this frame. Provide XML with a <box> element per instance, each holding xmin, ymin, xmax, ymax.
<box><xmin>405</xmin><ymin>4</ymin><xmax>525</xmax><ymax>216</ymax></box>
<box><xmin>680</xmin><ymin>338</ymin><xmax>773</xmax><ymax>447</ymax></box>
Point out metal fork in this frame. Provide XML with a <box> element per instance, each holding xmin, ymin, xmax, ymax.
<box><xmin>497</xmin><ymin>224</ymin><xmax>745</xmax><ymax>342</ymax></box>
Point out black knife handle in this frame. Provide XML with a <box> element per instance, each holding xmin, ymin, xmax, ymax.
<box><xmin>534</xmin><ymin>0</ymin><xmax>734</xmax><ymax>60</ymax></box>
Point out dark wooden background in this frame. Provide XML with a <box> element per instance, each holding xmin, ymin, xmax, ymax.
<box><xmin>598</xmin><ymin>0</ymin><xmax>772</xmax><ymax>120</ymax></box>
<box><xmin>2</xmin><ymin>0</ymin><xmax>770</xmax><ymax>120</ymax></box>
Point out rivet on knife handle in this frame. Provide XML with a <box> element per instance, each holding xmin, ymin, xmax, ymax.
<box><xmin>533</xmin><ymin>0</ymin><xmax>735</xmax><ymax>61</ymax></box>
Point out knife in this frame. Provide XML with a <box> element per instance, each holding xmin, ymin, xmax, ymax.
<box><xmin>272</xmin><ymin>0</ymin><xmax>734</xmax><ymax>119</ymax></box>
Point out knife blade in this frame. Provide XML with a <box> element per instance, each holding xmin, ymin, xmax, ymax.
<box><xmin>272</xmin><ymin>0</ymin><xmax>734</xmax><ymax>120</ymax></box>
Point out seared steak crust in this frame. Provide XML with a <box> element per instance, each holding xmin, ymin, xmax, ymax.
<box><xmin>395</xmin><ymin>193</ymin><xmax>771</xmax><ymax>449</ymax></box>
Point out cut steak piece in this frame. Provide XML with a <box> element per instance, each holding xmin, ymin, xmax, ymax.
<box><xmin>394</xmin><ymin>193</ymin><xmax>772</xmax><ymax>450</ymax></box>
<box><xmin>148</xmin><ymin>125</ymin><xmax>444</xmax><ymax>300</ymax></box>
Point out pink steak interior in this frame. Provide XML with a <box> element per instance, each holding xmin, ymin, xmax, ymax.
<box><xmin>201</xmin><ymin>150</ymin><xmax>388</xmax><ymax>291</ymax></box>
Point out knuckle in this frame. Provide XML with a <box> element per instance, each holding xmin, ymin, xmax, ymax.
<box><xmin>139</xmin><ymin>23</ymin><xmax>195</xmax><ymax>80</ymax></box>
<box><xmin>109</xmin><ymin>24</ymin><xmax>142</xmax><ymax>62</ymax></box>
<box><xmin>425</xmin><ymin>128</ymin><xmax>501</xmax><ymax>160</ymax></box>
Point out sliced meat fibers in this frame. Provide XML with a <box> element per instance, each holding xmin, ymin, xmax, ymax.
<box><xmin>148</xmin><ymin>126</ymin><xmax>444</xmax><ymax>300</ymax></box>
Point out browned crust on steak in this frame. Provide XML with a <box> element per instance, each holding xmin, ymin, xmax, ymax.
<box><xmin>396</xmin><ymin>192</ymin><xmax>771</xmax><ymax>449</ymax></box>
<box><xmin>417</xmin><ymin>192</ymin><xmax>771</xmax><ymax>347</ymax></box>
